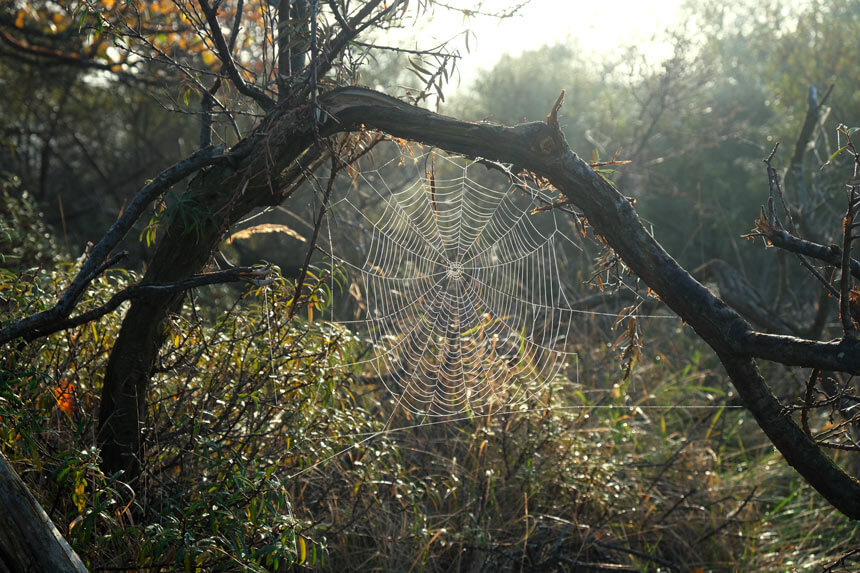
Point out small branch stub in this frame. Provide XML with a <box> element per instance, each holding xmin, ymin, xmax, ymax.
<box><xmin>547</xmin><ymin>90</ymin><xmax>565</xmax><ymax>130</ymax></box>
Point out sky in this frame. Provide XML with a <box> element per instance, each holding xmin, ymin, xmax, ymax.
<box><xmin>388</xmin><ymin>0</ymin><xmax>684</xmax><ymax>92</ymax></box>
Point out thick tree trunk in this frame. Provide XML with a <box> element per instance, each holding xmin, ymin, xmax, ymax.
<box><xmin>97</xmin><ymin>87</ymin><xmax>860</xmax><ymax>518</ymax></box>
<box><xmin>97</xmin><ymin>106</ymin><xmax>317</xmax><ymax>477</ymax></box>
<box><xmin>0</xmin><ymin>451</ymin><xmax>88</xmax><ymax>572</ymax></box>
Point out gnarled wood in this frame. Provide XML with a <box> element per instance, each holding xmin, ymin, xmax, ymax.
<box><xmin>0</xmin><ymin>451</ymin><xmax>88</xmax><ymax>572</ymax></box>
<box><xmin>97</xmin><ymin>107</ymin><xmax>319</xmax><ymax>477</ymax></box>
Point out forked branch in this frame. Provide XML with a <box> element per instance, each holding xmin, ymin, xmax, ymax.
<box><xmin>198</xmin><ymin>0</ymin><xmax>275</xmax><ymax>110</ymax></box>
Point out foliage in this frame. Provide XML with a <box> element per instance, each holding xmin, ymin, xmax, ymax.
<box><xmin>0</xmin><ymin>174</ymin><xmax>62</xmax><ymax>270</ymax></box>
<box><xmin>453</xmin><ymin>0</ymin><xmax>860</xmax><ymax>277</ymax></box>
<box><xmin>2</xmin><ymin>189</ymin><xmax>860</xmax><ymax>570</ymax></box>
<box><xmin>4</xmin><ymin>0</ymin><xmax>860</xmax><ymax>570</ymax></box>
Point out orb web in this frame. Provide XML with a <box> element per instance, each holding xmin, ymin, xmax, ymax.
<box><xmin>325</xmin><ymin>146</ymin><xmax>579</xmax><ymax>417</ymax></box>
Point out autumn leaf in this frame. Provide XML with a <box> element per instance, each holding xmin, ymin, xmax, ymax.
<box><xmin>55</xmin><ymin>379</ymin><xmax>76</xmax><ymax>415</ymax></box>
<box><xmin>201</xmin><ymin>50</ymin><xmax>217</xmax><ymax>67</ymax></box>
<box><xmin>73</xmin><ymin>471</ymin><xmax>86</xmax><ymax>512</ymax></box>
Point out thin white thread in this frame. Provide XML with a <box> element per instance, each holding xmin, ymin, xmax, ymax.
<box><xmin>308</xmin><ymin>147</ymin><xmax>679</xmax><ymax>418</ymax></box>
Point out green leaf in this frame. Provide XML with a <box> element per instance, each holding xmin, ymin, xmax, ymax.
<box><xmin>820</xmin><ymin>145</ymin><xmax>847</xmax><ymax>170</ymax></box>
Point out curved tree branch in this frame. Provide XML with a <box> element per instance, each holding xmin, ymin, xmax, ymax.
<box><xmin>316</xmin><ymin>86</ymin><xmax>860</xmax><ymax>519</ymax></box>
<box><xmin>0</xmin><ymin>145</ymin><xmax>233</xmax><ymax>346</ymax></box>
<box><xmin>25</xmin><ymin>266</ymin><xmax>272</xmax><ymax>341</ymax></box>
<box><xmin>751</xmin><ymin>215</ymin><xmax>860</xmax><ymax>280</ymax></box>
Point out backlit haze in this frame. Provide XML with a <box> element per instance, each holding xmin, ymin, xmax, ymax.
<box><xmin>384</xmin><ymin>0</ymin><xmax>683</xmax><ymax>93</ymax></box>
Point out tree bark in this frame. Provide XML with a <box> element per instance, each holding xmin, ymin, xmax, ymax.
<box><xmin>97</xmin><ymin>86</ymin><xmax>860</xmax><ymax>518</ymax></box>
<box><xmin>97</xmin><ymin>105</ymin><xmax>318</xmax><ymax>477</ymax></box>
<box><xmin>0</xmin><ymin>451</ymin><xmax>88</xmax><ymax>572</ymax></box>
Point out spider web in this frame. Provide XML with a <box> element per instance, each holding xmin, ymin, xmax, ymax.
<box><xmin>320</xmin><ymin>145</ymin><xmax>581</xmax><ymax>417</ymax></box>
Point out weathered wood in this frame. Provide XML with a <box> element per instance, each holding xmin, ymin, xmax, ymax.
<box><xmin>0</xmin><ymin>451</ymin><xmax>88</xmax><ymax>572</ymax></box>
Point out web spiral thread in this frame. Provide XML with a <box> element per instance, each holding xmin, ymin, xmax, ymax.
<box><xmin>326</xmin><ymin>147</ymin><xmax>579</xmax><ymax>417</ymax></box>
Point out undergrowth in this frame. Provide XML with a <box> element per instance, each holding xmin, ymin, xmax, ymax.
<box><xmin>2</xmin><ymin>179</ymin><xmax>859</xmax><ymax>571</ymax></box>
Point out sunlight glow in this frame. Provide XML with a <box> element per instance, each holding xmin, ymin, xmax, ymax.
<box><xmin>392</xmin><ymin>0</ymin><xmax>683</xmax><ymax>91</ymax></box>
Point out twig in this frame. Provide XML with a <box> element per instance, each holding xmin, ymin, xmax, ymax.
<box><xmin>694</xmin><ymin>487</ymin><xmax>757</xmax><ymax>544</ymax></box>
<box><xmin>350</xmin><ymin>40</ymin><xmax>459</xmax><ymax>58</ymax></box>
<box><xmin>198</xmin><ymin>0</ymin><xmax>275</xmax><ymax>110</ymax></box>
<box><xmin>786</xmin><ymin>83</ymin><xmax>834</xmax><ymax>204</ymax></box>
<box><xmin>801</xmin><ymin>368</ymin><xmax>821</xmax><ymax>436</ymax></box>
<box><xmin>287</xmin><ymin>154</ymin><xmax>339</xmax><ymax>320</ymax></box>
<box><xmin>592</xmin><ymin>541</ymin><xmax>681</xmax><ymax>572</ymax></box>
<box><xmin>749</xmin><ymin>213</ymin><xmax>860</xmax><ymax>283</ymax></box>
<box><xmin>200</xmin><ymin>0</ymin><xmax>245</xmax><ymax>147</ymax></box>
<box><xmin>764</xmin><ymin>142</ymin><xmax>780</xmax><ymax>226</ymax></box>
<box><xmin>289</xmin><ymin>0</ymin><xmax>396</xmax><ymax>102</ymax></box>
<box><xmin>24</xmin><ymin>267</ymin><xmax>272</xmax><ymax>341</ymax></box>
<box><xmin>840</xmin><ymin>186</ymin><xmax>858</xmax><ymax>339</ymax></box>
<box><xmin>823</xmin><ymin>548</ymin><xmax>860</xmax><ymax>572</ymax></box>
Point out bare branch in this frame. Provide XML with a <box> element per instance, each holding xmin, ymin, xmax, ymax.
<box><xmin>750</xmin><ymin>215</ymin><xmax>860</xmax><ymax>280</ymax></box>
<box><xmin>289</xmin><ymin>0</ymin><xmax>397</xmax><ymax>102</ymax></box>
<box><xmin>840</xmin><ymin>188</ymin><xmax>858</xmax><ymax>338</ymax></box>
<box><xmin>785</xmin><ymin>83</ymin><xmax>834</xmax><ymax>204</ymax></box>
<box><xmin>201</xmin><ymin>0</ymin><xmax>246</xmax><ymax>147</ymax></box>
<box><xmin>286</xmin><ymin>155</ymin><xmax>338</xmax><ymax>320</ymax></box>
<box><xmin>25</xmin><ymin>266</ymin><xmax>273</xmax><ymax>341</ymax></box>
<box><xmin>198</xmin><ymin>0</ymin><xmax>276</xmax><ymax>110</ymax></box>
<box><xmin>741</xmin><ymin>331</ymin><xmax>860</xmax><ymax>374</ymax></box>
<box><xmin>0</xmin><ymin>146</ymin><xmax>233</xmax><ymax>346</ymax></box>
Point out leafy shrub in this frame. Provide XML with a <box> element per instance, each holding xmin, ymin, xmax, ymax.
<box><xmin>2</xmin><ymin>184</ymin><xmax>860</xmax><ymax>571</ymax></box>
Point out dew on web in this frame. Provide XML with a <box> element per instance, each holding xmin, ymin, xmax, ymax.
<box><xmin>317</xmin><ymin>144</ymin><xmax>582</xmax><ymax>417</ymax></box>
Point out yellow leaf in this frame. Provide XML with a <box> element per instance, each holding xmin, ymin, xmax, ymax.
<box><xmin>201</xmin><ymin>50</ymin><xmax>217</xmax><ymax>67</ymax></box>
<box><xmin>297</xmin><ymin>536</ymin><xmax>306</xmax><ymax>565</ymax></box>
<box><xmin>74</xmin><ymin>477</ymin><xmax>86</xmax><ymax>512</ymax></box>
<box><xmin>15</xmin><ymin>10</ymin><xmax>26</xmax><ymax>28</ymax></box>
<box><xmin>226</xmin><ymin>223</ymin><xmax>306</xmax><ymax>244</ymax></box>
<box><xmin>307</xmin><ymin>305</ymin><xmax>313</xmax><ymax>324</ymax></box>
